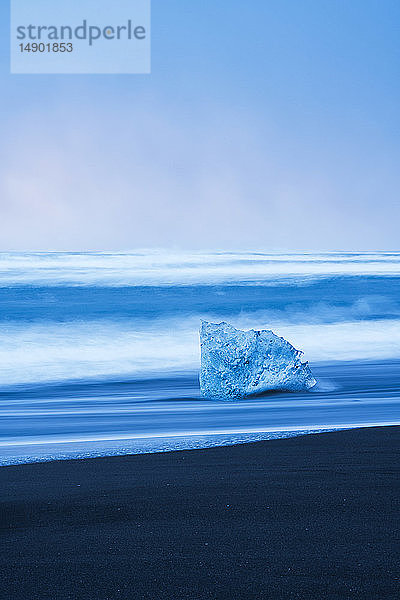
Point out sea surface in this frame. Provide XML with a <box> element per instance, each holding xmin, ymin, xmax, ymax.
<box><xmin>0</xmin><ymin>251</ymin><xmax>399</xmax><ymax>465</ymax></box>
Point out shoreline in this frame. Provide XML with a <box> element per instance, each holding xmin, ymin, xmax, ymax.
<box><xmin>1</xmin><ymin>422</ymin><xmax>399</xmax><ymax>467</ymax></box>
<box><xmin>1</xmin><ymin>426</ymin><xmax>399</xmax><ymax>599</ymax></box>
<box><xmin>2</xmin><ymin>358</ymin><xmax>400</xmax><ymax>466</ymax></box>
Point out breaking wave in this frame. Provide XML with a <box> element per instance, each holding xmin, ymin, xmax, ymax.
<box><xmin>0</xmin><ymin>251</ymin><xmax>400</xmax><ymax>386</ymax></box>
<box><xmin>1</xmin><ymin>251</ymin><xmax>400</xmax><ymax>287</ymax></box>
<box><xmin>0</xmin><ymin>316</ymin><xmax>400</xmax><ymax>386</ymax></box>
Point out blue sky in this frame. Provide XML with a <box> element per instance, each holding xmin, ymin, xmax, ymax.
<box><xmin>1</xmin><ymin>0</ymin><xmax>399</xmax><ymax>250</ymax></box>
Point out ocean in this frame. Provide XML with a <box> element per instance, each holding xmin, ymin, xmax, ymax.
<box><xmin>1</xmin><ymin>251</ymin><xmax>399</xmax><ymax>464</ymax></box>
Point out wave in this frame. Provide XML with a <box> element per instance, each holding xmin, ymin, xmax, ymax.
<box><xmin>1</xmin><ymin>251</ymin><xmax>400</xmax><ymax>286</ymax></box>
<box><xmin>1</xmin><ymin>251</ymin><xmax>399</xmax><ymax>386</ymax></box>
<box><xmin>1</xmin><ymin>316</ymin><xmax>400</xmax><ymax>386</ymax></box>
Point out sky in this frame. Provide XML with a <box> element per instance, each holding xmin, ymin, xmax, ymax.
<box><xmin>0</xmin><ymin>0</ymin><xmax>399</xmax><ymax>251</ymax></box>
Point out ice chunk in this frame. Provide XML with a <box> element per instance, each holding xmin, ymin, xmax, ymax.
<box><xmin>200</xmin><ymin>321</ymin><xmax>316</xmax><ymax>399</ymax></box>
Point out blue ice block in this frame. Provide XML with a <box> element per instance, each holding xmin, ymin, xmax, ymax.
<box><xmin>200</xmin><ymin>321</ymin><xmax>316</xmax><ymax>399</ymax></box>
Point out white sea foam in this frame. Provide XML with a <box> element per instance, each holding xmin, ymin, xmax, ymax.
<box><xmin>1</xmin><ymin>316</ymin><xmax>400</xmax><ymax>386</ymax></box>
<box><xmin>1</xmin><ymin>251</ymin><xmax>399</xmax><ymax>386</ymax></box>
<box><xmin>0</xmin><ymin>251</ymin><xmax>400</xmax><ymax>286</ymax></box>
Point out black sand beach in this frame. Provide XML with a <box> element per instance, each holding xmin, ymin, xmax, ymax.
<box><xmin>0</xmin><ymin>427</ymin><xmax>399</xmax><ymax>600</ymax></box>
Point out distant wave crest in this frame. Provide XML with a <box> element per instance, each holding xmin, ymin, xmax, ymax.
<box><xmin>1</xmin><ymin>251</ymin><xmax>400</xmax><ymax>287</ymax></box>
